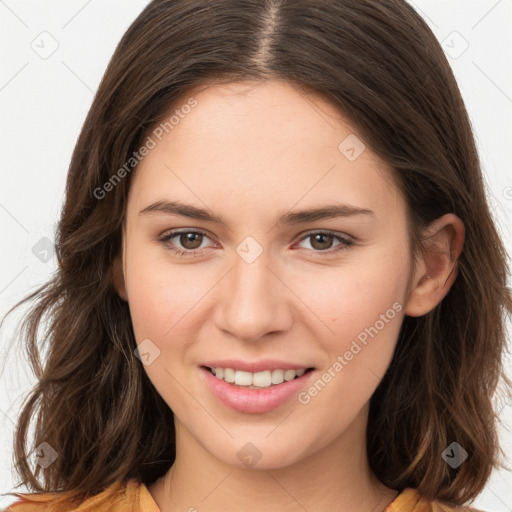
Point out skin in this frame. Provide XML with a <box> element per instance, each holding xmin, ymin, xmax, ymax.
<box><xmin>113</xmin><ymin>80</ymin><xmax>465</xmax><ymax>512</ymax></box>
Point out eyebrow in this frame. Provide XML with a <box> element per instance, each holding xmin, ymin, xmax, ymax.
<box><xmin>139</xmin><ymin>200</ymin><xmax>374</xmax><ymax>225</ymax></box>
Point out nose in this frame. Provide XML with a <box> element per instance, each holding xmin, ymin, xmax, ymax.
<box><xmin>213</xmin><ymin>250</ymin><xmax>293</xmax><ymax>342</ymax></box>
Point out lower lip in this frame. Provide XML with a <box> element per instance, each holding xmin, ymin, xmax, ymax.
<box><xmin>200</xmin><ymin>366</ymin><xmax>315</xmax><ymax>414</ymax></box>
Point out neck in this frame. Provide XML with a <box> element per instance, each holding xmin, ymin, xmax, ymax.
<box><xmin>148</xmin><ymin>406</ymin><xmax>398</xmax><ymax>512</ymax></box>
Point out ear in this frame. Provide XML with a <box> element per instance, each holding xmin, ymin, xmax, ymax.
<box><xmin>112</xmin><ymin>255</ymin><xmax>128</xmax><ymax>301</ymax></box>
<box><xmin>112</xmin><ymin>237</ymin><xmax>128</xmax><ymax>301</ymax></box>
<box><xmin>404</xmin><ymin>213</ymin><xmax>465</xmax><ymax>317</ymax></box>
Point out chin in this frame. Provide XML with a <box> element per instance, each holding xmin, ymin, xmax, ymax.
<box><xmin>207</xmin><ymin>437</ymin><xmax>309</xmax><ymax>471</ymax></box>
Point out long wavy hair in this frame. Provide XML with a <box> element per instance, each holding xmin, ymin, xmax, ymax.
<box><xmin>2</xmin><ymin>0</ymin><xmax>511</xmax><ymax>507</ymax></box>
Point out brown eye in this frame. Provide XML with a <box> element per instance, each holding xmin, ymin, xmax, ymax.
<box><xmin>159</xmin><ymin>229</ymin><xmax>213</xmax><ymax>255</ymax></box>
<box><xmin>309</xmin><ymin>233</ymin><xmax>335</xmax><ymax>251</ymax></box>
<box><xmin>297</xmin><ymin>231</ymin><xmax>354</xmax><ymax>255</ymax></box>
<box><xmin>179</xmin><ymin>232</ymin><xmax>204</xmax><ymax>250</ymax></box>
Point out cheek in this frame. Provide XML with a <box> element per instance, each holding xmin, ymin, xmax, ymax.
<box><xmin>292</xmin><ymin>251</ymin><xmax>409</xmax><ymax>349</ymax></box>
<box><xmin>123</xmin><ymin>252</ymin><xmax>207</xmax><ymax>412</ymax></box>
<box><xmin>288</xmin><ymin>249</ymin><xmax>409</xmax><ymax>408</ymax></box>
<box><xmin>124</xmin><ymin>249</ymin><xmax>212</xmax><ymax>341</ymax></box>
<box><xmin>126</xmin><ymin>236</ymin><xmax>410</xmax><ymax>350</ymax></box>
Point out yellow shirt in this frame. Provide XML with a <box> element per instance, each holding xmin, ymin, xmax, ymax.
<box><xmin>5</xmin><ymin>478</ymin><xmax>484</xmax><ymax>512</ymax></box>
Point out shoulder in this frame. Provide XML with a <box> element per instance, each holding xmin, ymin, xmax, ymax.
<box><xmin>385</xmin><ymin>488</ymin><xmax>488</xmax><ymax>512</ymax></box>
<box><xmin>3</xmin><ymin>479</ymin><xmax>160</xmax><ymax>512</ymax></box>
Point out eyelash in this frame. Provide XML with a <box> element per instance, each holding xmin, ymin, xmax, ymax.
<box><xmin>157</xmin><ymin>229</ymin><xmax>354</xmax><ymax>257</ymax></box>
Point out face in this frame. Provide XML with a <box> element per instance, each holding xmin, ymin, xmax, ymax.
<box><xmin>118</xmin><ymin>80</ymin><xmax>414</xmax><ymax>469</ymax></box>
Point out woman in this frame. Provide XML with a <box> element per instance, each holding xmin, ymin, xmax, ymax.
<box><xmin>3</xmin><ymin>0</ymin><xmax>510</xmax><ymax>511</ymax></box>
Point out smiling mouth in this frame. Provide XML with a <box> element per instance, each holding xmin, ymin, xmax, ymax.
<box><xmin>203</xmin><ymin>366</ymin><xmax>315</xmax><ymax>389</ymax></box>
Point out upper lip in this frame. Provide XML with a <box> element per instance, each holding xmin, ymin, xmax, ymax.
<box><xmin>202</xmin><ymin>359</ymin><xmax>314</xmax><ymax>373</ymax></box>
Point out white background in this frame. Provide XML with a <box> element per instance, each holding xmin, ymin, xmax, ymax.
<box><xmin>0</xmin><ymin>0</ymin><xmax>511</xmax><ymax>510</ymax></box>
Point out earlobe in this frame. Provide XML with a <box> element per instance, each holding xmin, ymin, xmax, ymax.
<box><xmin>112</xmin><ymin>255</ymin><xmax>128</xmax><ymax>301</ymax></box>
<box><xmin>404</xmin><ymin>213</ymin><xmax>465</xmax><ymax>317</ymax></box>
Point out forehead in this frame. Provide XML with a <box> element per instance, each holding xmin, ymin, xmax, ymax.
<box><xmin>129</xmin><ymin>80</ymin><xmax>405</xmax><ymax>222</ymax></box>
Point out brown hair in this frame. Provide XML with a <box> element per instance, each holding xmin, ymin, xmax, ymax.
<box><xmin>2</xmin><ymin>0</ymin><xmax>511</xmax><ymax>507</ymax></box>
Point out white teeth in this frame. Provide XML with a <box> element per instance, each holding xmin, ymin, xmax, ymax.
<box><xmin>210</xmin><ymin>367</ymin><xmax>308</xmax><ymax>388</ymax></box>
<box><xmin>271</xmin><ymin>369</ymin><xmax>284</xmax><ymax>385</ymax></box>
<box><xmin>234</xmin><ymin>370</ymin><xmax>252</xmax><ymax>386</ymax></box>
<box><xmin>223</xmin><ymin>368</ymin><xmax>235</xmax><ymax>383</ymax></box>
<box><xmin>252</xmin><ymin>371</ymin><xmax>272</xmax><ymax>388</ymax></box>
<box><xmin>284</xmin><ymin>369</ymin><xmax>297</xmax><ymax>381</ymax></box>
